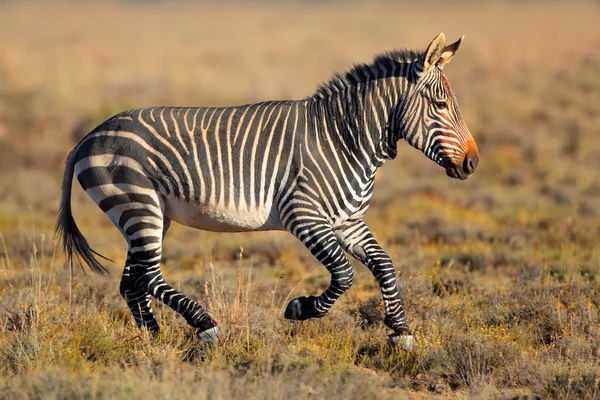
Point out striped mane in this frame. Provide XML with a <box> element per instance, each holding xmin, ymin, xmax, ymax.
<box><xmin>310</xmin><ymin>49</ymin><xmax>423</xmax><ymax>99</ymax></box>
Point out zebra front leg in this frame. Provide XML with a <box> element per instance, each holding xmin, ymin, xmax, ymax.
<box><xmin>127</xmin><ymin>233</ymin><xmax>220</xmax><ymax>345</ymax></box>
<box><xmin>335</xmin><ymin>220</ymin><xmax>414</xmax><ymax>349</ymax></box>
<box><xmin>283</xmin><ymin>218</ymin><xmax>354</xmax><ymax>321</ymax></box>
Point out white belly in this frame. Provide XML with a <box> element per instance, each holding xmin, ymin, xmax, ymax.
<box><xmin>163</xmin><ymin>195</ymin><xmax>284</xmax><ymax>232</ymax></box>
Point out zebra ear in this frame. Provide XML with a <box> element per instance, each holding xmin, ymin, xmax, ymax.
<box><xmin>437</xmin><ymin>35</ymin><xmax>464</xmax><ymax>67</ymax></box>
<box><xmin>422</xmin><ymin>32</ymin><xmax>446</xmax><ymax>71</ymax></box>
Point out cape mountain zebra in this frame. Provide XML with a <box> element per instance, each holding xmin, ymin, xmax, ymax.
<box><xmin>57</xmin><ymin>33</ymin><xmax>479</xmax><ymax>348</ymax></box>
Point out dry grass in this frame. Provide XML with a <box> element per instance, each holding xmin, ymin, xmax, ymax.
<box><xmin>1</xmin><ymin>1</ymin><xmax>600</xmax><ymax>399</ymax></box>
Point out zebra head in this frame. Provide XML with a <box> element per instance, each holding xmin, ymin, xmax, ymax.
<box><xmin>400</xmin><ymin>33</ymin><xmax>479</xmax><ymax>180</ymax></box>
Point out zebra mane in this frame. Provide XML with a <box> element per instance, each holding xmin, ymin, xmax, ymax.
<box><xmin>310</xmin><ymin>48</ymin><xmax>423</xmax><ymax>99</ymax></box>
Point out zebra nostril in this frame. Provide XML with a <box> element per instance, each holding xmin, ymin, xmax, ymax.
<box><xmin>462</xmin><ymin>152</ymin><xmax>479</xmax><ymax>174</ymax></box>
<box><xmin>469</xmin><ymin>152</ymin><xmax>479</xmax><ymax>171</ymax></box>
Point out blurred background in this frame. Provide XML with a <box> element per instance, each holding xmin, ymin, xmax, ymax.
<box><xmin>1</xmin><ymin>0</ymin><xmax>599</xmax><ymax>258</ymax></box>
<box><xmin>1</xmin><ymin>1</ymin><xmax>600</xmax><ymax>397</ymax></box>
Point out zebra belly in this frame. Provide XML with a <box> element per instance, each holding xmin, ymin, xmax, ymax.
<box><xmin>163</xmin><ymin>195</ymin><xmax>285</xmax><ymax>232</ymax></box>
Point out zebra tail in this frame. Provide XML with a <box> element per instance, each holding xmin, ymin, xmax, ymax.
<box><xmin>56</xmin><ymin>148</ymin><xmax>111</xmax><ymax>275</ymax></box>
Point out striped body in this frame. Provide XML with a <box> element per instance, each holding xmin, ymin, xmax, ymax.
<box><xmin>58</xmin><ymin>33</ymin><xmax>479</xmax><ymax>343</ymax></box>
<box><xmin>75</xmin><ymin>101</ymin><xmax>379</xmax><ymax>234</ymax></box>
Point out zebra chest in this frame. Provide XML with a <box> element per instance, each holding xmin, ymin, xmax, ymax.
<box><xmin>340</xmin><ymin>199</ymin><xmax>371</xmax><ymax>224</ymax></box>
<box><xmin>326</xmin><ymin>192</ymin><xmax>372</xmax><ymax>227</ymax></box>
<box><xmin>349</xmin><ymin>202</ymin><xmax>371</xmax><ymax>220</ymax></box>
<box><xmin>162</xmin><ymin>194</ymin><xmax>284</xmax><ymax>232</ymax></box>
<box><xmin>342</xmin><ymin>184</ymin><xmax>374</xmax><ymax>222</ymax></box>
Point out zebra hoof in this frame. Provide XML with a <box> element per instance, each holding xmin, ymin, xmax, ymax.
<box><xmin>284</xmin><ymin>296</ymin><xmax>305</xmax><ymax>320</ymax></box>
<box><xmin>197</xmin><ymin>326</ymin><xmax>221</xmax><ymax>346</ymax></box>
<box><xmin>284</xmin><ymin>296</ymin><xmax>319</xmax><ymax>321</ymax></box>
<box><xmin>389</xmin><ymin>334</ymin><xmax>415</xmax><ymax>351</ymax></box>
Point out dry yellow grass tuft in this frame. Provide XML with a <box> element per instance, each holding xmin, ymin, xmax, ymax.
<box><xmin>1</xmin><ymin>1</ymin><xmax>600</xmax><ymax>399</ymax></box>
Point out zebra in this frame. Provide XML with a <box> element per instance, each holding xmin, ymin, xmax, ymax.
<box><xmin>56</xmin><ymin>33</ymin><xmax>479</xmax><ymax>349</ymax></box>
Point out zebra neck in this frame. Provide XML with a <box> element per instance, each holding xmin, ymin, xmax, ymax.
<box><xmin>309</xmin><ymin>79</ymin><xmax>404</xmax><ymax>171</ymax></box>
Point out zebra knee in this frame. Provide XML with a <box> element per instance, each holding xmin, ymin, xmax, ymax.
<box><xmin>119</xmin><ymin>263</ymin><xmax>136</xmax><ymax>299</ymax></box>
<box><xmin>125</xmin><ymin>261</ymin><xmax>155</xmax><ymax>295</ymax></box>
<box><xmin>332</xmin><ymin>268</ymin><xmax>354</xmax><ymax>294</ymax></box>
<box><xmin>127</xmin><ymin>251</ymin><xmax>161</xmax><ymax>292</ymax></box>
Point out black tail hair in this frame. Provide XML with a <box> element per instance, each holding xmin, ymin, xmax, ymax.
<box><xmin>55</xmin><ymin>148</ymin><xmax>111</xmax><ymax>274</ymax></box>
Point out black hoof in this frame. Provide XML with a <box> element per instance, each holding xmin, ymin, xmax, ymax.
<box><xmin>284</xmin><ymin>296</ymin><xmax>320</xmax><ymax>321</ymax></box>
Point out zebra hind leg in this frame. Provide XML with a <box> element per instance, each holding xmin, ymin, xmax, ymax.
<box><xmin>75</xmin><ymin>159</ymin><xmax>219</xmax><ymax>344</ymax></box>
<box><xmin>120</xmin><ymin>253</ymin><xmax>159</xmax><ymax>333</ymax></box>
<box><xmin>126</xmin><ymin>223</ymin><xmax>221</xmax><ymax>345</ymax></box>
<box><xmin>119</xmin><ymin>216</ymin><xmax>170</xmax><ymax>332</ymax></box>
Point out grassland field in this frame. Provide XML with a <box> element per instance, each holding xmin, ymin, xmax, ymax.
<box><xmin>1</xmin><ymin>1</ymin><xmax>600</xmax><ymax>399</ymax></box>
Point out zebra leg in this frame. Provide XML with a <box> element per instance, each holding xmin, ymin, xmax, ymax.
<box><xmin>119</xmin><ymin>218</ymin><xmax>171</xmax><ymax>332</ymax></box>
<box><xmin>125</xmin><ymin>219</ymin><xmax>220</xmax><ymax>344</ymax></box>
<box><xmin>75</xmin><ymin>159</ymin><xmax>219</xmax><ymax>342</ymax></box>
<box><xmin>283</xmin><ymin>218</ymin><xmax>354</xmax><ymax>321</ymax></box>
<box><xmin>335</xmin><ymin>220</ymin><xmax>413</xmax><ymax>346</ymax></box>
<box><xmin>120</xmin><ymin>253</ymin><xmax>159</xmax><ymax>332</ymax></box>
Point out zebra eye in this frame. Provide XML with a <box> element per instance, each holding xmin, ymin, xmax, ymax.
<box><xmin>433</xmin><ymin>100</ymin><xmax>448</xmax><ymax>109</ymax></box>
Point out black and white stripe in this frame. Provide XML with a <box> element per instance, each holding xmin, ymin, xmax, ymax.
<box><xmin>57</xmin><ymin>33</ymin><xmax>478</xmax><ymax>342</ymax></box>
